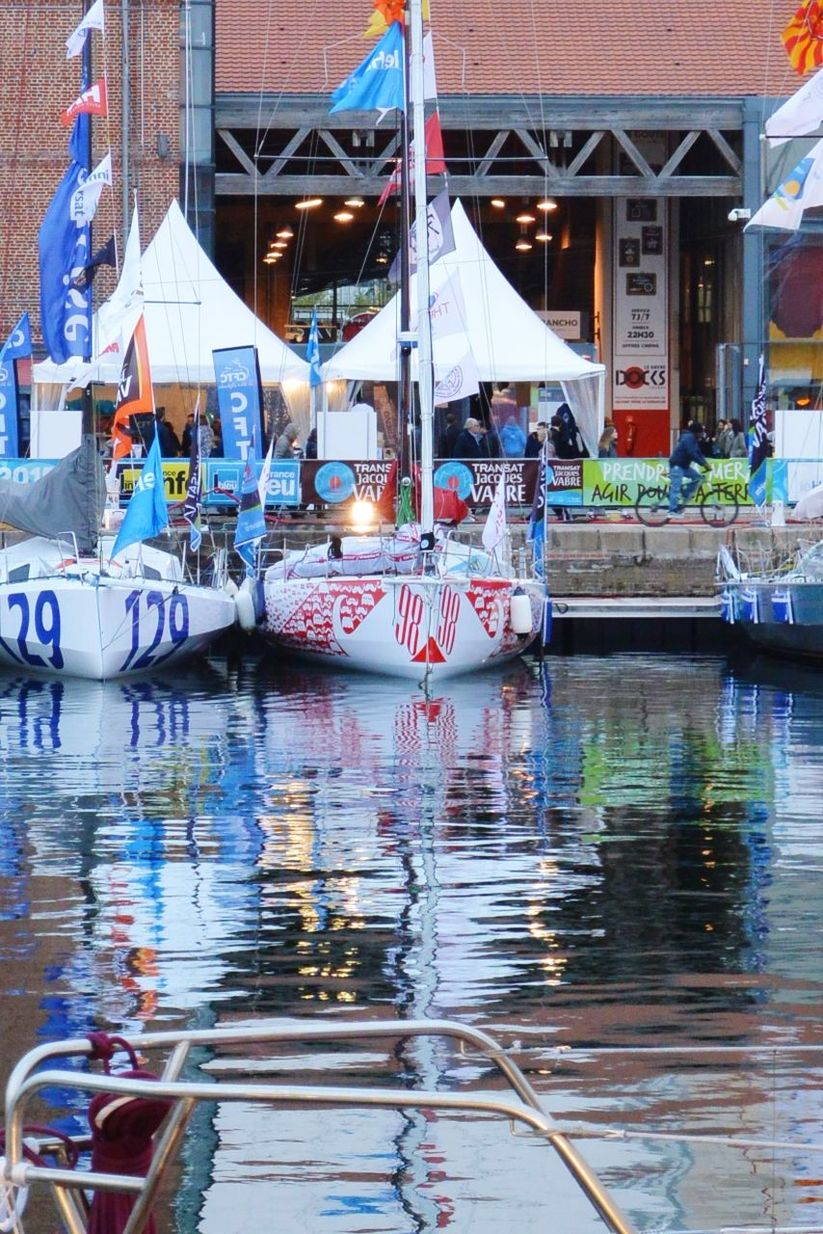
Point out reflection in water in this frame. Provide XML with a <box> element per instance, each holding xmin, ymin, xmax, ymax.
<box><xmin>0</xmin><ymin>653</ymin><xmax>821</xmax><ymax>1231</ymax></box>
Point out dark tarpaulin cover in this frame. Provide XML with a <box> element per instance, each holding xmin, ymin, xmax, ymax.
<box><xmin>0</xmin><ymin>435</ymin><xmax>105</xmax><ymax>555</ymax></box>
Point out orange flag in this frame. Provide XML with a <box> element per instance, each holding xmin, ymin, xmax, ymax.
<box><xmin>111</xmin><ymin>315</ymin><xmax>154</xmax><ymax>460</ymax></box>
<box><xmin>782</xmin><ymin>0</ymin><xmax>823</xmax><ymax>74</ymax></box>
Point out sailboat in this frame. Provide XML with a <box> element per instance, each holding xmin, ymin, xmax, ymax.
<box><xmin>256</xmin><ymin>0</ymin><xmax>548</xmax><ymax>682</ymax></box>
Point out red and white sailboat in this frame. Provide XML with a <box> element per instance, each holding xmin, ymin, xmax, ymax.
<box><xmin>258</xmin><ymin>0</ymin><xmax>547</xmax><ymax>683</ymax></box>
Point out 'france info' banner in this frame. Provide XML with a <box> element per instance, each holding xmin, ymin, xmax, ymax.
<box><xmin>212</xmin><ymin>345</ymin><xmax>264</xmax><ymax>461</ymax></box>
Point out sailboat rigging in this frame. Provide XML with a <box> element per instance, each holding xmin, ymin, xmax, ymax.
<box><xmin>256</xmin><ymin>0</ymin><xmax>548</xmax><ymax>682</ymax></box>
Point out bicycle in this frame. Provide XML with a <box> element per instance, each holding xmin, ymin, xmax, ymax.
<box><xmin>634</xmin><ymin>480</ymin><xmax>740</xmax><ymax>528</ymax></box>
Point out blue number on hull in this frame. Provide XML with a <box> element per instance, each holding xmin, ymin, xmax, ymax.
<box><xmin>1</xmin><ymin>591</ymin><xmax>64</xmax><ymax>669</ymax></box>
<box><xmin>119</xmin><ymin>590</ymin><xmax>190</xmax><ymax>673</ymax></box>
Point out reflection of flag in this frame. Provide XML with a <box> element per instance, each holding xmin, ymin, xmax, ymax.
<box><xmin>66</xmin><ymin>0</ymin><xmax>104</xmax><ymax>58</ymax></box>
<box><xmin>746</xmin><ymin>135</ymin><xmax>823</xmax><ymax>231</ymax></box>
<box><xmin>183</xmin><ymin>401</ymin><xmax>203</xmax><ymax>552</ymax></box>
<box><xmin>111</xmin><ymin>432</ymin><xmax>169</xmax><ymax>559</ymax></box>
<box><xmin>60</xmin><ymin>78</ymin><xmax>108</xmax><ymax>126</ymax></box>
<box><xmin>0</xmin><ymin>313</ymin><xmax>32</xmax><ymax>361</ymax></box>
<box><xmin>306</xmin><ymin>308</ymin><xmax>322</xmax><ymax>388</ymax></box>
<box><xmin>748</xmin><ymin>355</ymin><xmax>770</xmax><ymax>505</ymax></box>
<box><xmin>330</xmin><ymin>22</ymin><xmax>404</xmax><ymax>115</ymax></box>
<box><xmin>70</xmin><ymin>235</ymin><xmax>116</xmax><ymax>290</ymax></box>
<box><xmin>481</xmin><ymin>472</ymin><xmax>507</xmax><ymax>551</ymax></box>
<box><xmin>528</xmin><ymin>444</ymin><xmax>547</xmax><ymax>581</ymax></box>
<box><xmin>234</xmin><ymin>460</ymin><xmax>267</xmax><ymax>571</ymax></box>
<box><xmin>782</xmin><ymin>0</ymin><xmax>823</xmax><ymax>74</ymax></box>
<box><xmin>112</xmin><ymin>315</ymin><xmax>153</xmax><ymax>460</ymax></box>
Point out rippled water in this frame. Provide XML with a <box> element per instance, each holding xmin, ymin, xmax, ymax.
<box><xmin>1</xmin><ymin>650</ymin><xmax>822</xmax><ymax>1233</ymax></box>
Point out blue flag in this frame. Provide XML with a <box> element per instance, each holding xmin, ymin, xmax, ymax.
<box><xmin>111</xmin><ymin>432</ymin><xmax>170</xmax><ymax>558</ymax></box>
<box><xmin>38</xmin><ymin>162</ymin><xmax>92</xmax><ymax>365</ymax></box>
<box><xmin>212</xmin><ymin>345</ymin><xmax>263</xmax><ymax>460</ymax></box>
<box><xmin>748</xmin><ymin>354</ymin><xmax>770</xmax><ymax>506</ymax></box>
<box><xmin>0</xmin><ymin>313</ymin><xmax>32</xmax><ymax>361</ymax></box>
<box><xmin>330</xmin><ymin>22</ymin><xmax>405</xmax><ymax>115</ymax></box>
<box><xmin>306</xmin><ymin>309</ymin><xmax>322</xmax><ymax>388</ymax></box>
<box><xmin>528</xmin><ymin>444</ymin><xmax>547</xmax><ymax>582</ymax></box>
<box><xmin>183</xmin><ymin>402</ymin><xmax>203</xmax><ymax>552</ymax></box>
<box><xmin>234</xmin><ymin>459</ymin><xmax>267</xmax><ymax>571</ymax></box>
<box><xmin>0</xmin><ymin>357</ymin><xmax>19</xmax><ymax>459</ymax></box>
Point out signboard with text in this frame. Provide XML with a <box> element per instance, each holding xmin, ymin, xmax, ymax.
<box><xmin>612</xmin><ymin>197</ymin><xmax>669</xmax><ymax>412</ymax></box>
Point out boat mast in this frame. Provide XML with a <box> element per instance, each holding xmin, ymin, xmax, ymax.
<box><xmin>397</xmin><ymin>12</ymin><xmax>413</xmax><ymax>510</ymax></box>
<box><xmin>408</xmin><ymin>0</ymin><xmax>434</xmax><ymax>538</ymax></box>
<box><xmin>81</xmin><ymin>0</ymin><xmax>95</xmax><ymax>438</ymax></box>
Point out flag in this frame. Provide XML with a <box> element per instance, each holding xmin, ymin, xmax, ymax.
<box><xmin>70</xmin><ymin>235</ymin><xmax>116</xmax><ymax>290</ymax></box>
<box><xmin>111</xmin><ymin>432</ymin><xmax>169</xmax><ymax>559</ymax></box>
<box><xmin>183</xmin><ymin>401</ymin><xmax>203</xmax><ymax>551</ymax></box>
<box><xmin>378</xmin><ymin>110</ymin><xmax>446</xmax><ymax>204</ymax></box>
<box><xmin>60</xmin><ymin>78</ymin><xmax>108</xmax><ymax>127</ymax></box>
<box><xmin>330</xmin><ymin>22</ymin><xmax>405</xmax><ymax>116</ymax></box>
<box><xmin>72</xmin><ymin>152</ymin><xmax>113</xmax><ymax>225</ymax></box>
<box><xmin>38</xmin><ymin>161</ymin><xmax>92</xmax><ymax>365</ymax></box>
<box><xmin>306</xmin><ymin>308</ymin><xmax>322</xmax><ymax>388</ymax></box>
<box><xmin>364</xmin><ymin>0</ymin><xmax>429</xmax><ymax>37</ymax></box>
<box><xmin>234</xmin><ymin>459</ymin><xmax>267</xmax><ymax>571</ymax></box>
<box><xmin>782</xmin><ymin>0</ymin><xmax>823</xmax><ymax>74</ymax></box>
<box><xmin>112</xmin><ymin>315</ymin><xmax>153</xmax><ymax>460</ymax></box>
<box><xmin>748</xmin><ymin>355</ymin><xmax>770</xmax><ymax>505</ymax></box>
<box><xmin>481</xmin><ymin>473</ymin><xmax>507</xmax><ymax>552</ymax></box>
<box><xmin>375</xmin><ymin>458</ymin><xmax>399</xmax><ymax>521</ymax></box>
<box><xmin>0</xmin><ymin>313</ymin><xmax>32</xmax><ymax>361</ymax></box>
<box><xmin>390</xmin><ymin>188</ymin><xmax>455</xmax><ymax>279</ymax></box>
<box><xmin>66</xmin><ymin>0</ymin><xmax>104</xmax><ymax>58</ymax></box>
<box><xmin>745</xmin><ymin>136</ymin><xmax>823</xmax><ymax>231</ymax></box>
<box><xmin>257</xmin><ymin>431</ymin><xmax>275</xmax><ymax>509</ymax></box>
<box><xmin>766</xmin><ymin>66</ymin><xmax>823</xmax><ymax>146</ymax></box>
<box><xmin>528</xmin><ymin>444</ymin><xmax>547</xmax><ymax>581</ymax></box>
<box><xmin>433</xmin><ymin>350</ymin><xmax>480</xmax><ymax>403</ymax></box>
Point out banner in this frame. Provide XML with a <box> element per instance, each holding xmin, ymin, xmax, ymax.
<box><xmin>0</xmin><ymin>357</ymin><xmax>19</xmax><ymax>458</ymax></box>
<box><xmin>38</xmin><ymin>160</ymin><xmax>92</xmax><ymax>365</ymax></box>
<box><xmin>212</xmin><ymin>345</ymin><xmax>264</xmax><ymax>460</ymax></box>
<box><xmin>612</xmin><ymin>197</ymin><xmax>669</xmax><ymax>412</ymax></box>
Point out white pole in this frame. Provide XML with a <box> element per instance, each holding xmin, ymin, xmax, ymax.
<box><xmin>409</xmin><ymin>0</ymin><xmax>434</xmax><ymax>536</ymax></box>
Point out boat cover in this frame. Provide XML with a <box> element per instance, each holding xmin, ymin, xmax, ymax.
<box><xmin>0</xmin><ymin>435</ymin><xmax>106</xmax><ymax>555</ymax></box>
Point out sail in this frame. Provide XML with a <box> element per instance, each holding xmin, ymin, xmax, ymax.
<box><xmin>0</xmin><ymin>435</ymin><xmax>105</xmax><ymax>554</ymax></box>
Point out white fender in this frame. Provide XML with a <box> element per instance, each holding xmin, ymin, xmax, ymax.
<box><xmin>510</xmin><ymin>590</ymin><xmax>533</xmax><ymax>635</ymax></box>
<box><xmin>235</xmin><ymin>581</ymin><xmax>258</xmax><ymax>632</ymax></box>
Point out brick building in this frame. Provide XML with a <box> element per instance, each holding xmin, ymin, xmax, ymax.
<box><xmin>1</xmin><ymin>0</ymin><xmax>819</xmax><ymax>450</ymax></box>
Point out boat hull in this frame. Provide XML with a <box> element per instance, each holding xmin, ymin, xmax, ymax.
<box><xmin>261</xmin><ymin>573</ymin><xmax>547</xmax><ymax>680</ymax></box>
<box><xmin>722</xmin><ymin>580</ymin><xmax>823</xmax><ymax>663</ymax></box>
<box><xmin>0</xmin><ymin>540</ymin><xmax>237</xmax><ymax>680</ymax></box>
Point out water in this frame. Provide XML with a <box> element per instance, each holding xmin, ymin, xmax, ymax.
<box><xmin>1</xmin><ymin>650</ymin><xmax>822</xmax><ymax>1233</ymax></box>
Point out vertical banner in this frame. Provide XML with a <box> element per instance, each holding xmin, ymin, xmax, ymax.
<box><xmin>0</xmin><ymin>358</ymin><xmax>20</xmax><ymax>458</ymax></box>
<box><xmin>212</xmin><ymin>345</ymin><xmax>264</xmax><ymax>460</ymax></box>
<box><xmin>612</xmin><ymin>198</ymin><xmax>669</xmax><ymax>412</ymax></box>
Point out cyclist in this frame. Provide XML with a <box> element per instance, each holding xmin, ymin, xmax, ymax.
<box><xmin>668</xmin><ymin>420</ymin><xmax>710</xmax><ymax>515</ymax></box>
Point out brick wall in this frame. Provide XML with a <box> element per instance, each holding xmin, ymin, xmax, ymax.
<box><xmin>0</xmin><ymin>0</ymin><xmax>180</xmax><ymax>350</ymax></box>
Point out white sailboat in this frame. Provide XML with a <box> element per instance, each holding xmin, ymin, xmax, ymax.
<box><xmin>257</xmin><ymin>0</ymin><xmax>547</xmax><ymax>682</ymax></box>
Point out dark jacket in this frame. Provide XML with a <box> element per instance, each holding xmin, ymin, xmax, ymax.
<box><xmin>453</xmin><ymin>428</ymin><xmax>491</xmax><ymax>459</ymax></box>
<box><xmin>669</xmin><ymin>430</ymin><xmax>707</xmax><ymax>470</ymax></box>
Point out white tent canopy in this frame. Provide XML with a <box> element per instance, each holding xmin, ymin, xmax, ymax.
<box><xmin>33</xmin><ymin>198</ymin><xmax>309</xmax><ymax>392</ymax></box>
<box><xmin>322</xmin><ymin>199</ymin><xmax>607</xmax><ymax>453</ymax></box>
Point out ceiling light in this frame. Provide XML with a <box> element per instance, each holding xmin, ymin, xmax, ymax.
<box><xmin>295</xmin><ymin>198</ymin><xmax>323</xmax><ymax>210</ymax></box>
<box><xmin>515</xmin><ymin>239</ymin><xmax>532</xmax><ymax>252</ymax></box>
<box><xmin>334</xmin><ymin>210</ymin><xmax>355</xmax><ymax>223</ymax></box>
<box><xmin>276</xmin><ymin>227</ymin><xmax>294</xmax><ymax>239</ymax></box>
<box><xmin>263</xmin><ymin>253</ymin><xmax>278</xmax><ymax>264</ymax></box>
<box><xmin>344</xmin><ymin>197</ymin><xmax>365</xmax><ymax>208</ymax></box>
<box><xmin>537</xmin><ymin>199</ymin><xmax>558</xmax><ymax>212</ymax></box>
<box><xmin>516</xmin><ymin>212</ymin><xmax>535</xmax><ymax>224</ymax></box>
<box><xmin>272</xmin><ymin>240</ymin><xmax>288</xmax><ymax>249</ymax></box>
<box><xmin>535</xmin><ymin>231</ymin><xmax>553</xmax><ymax>242</ymax></box>
<box><xmin>375</xmin><ymin>254</ymin><xmax>389</xmax><ymax>264</ymax></box>
<box><xmin>491</xmin><ymin>198</ymin><xmax>506</xmax><ymax>208</ymax></box>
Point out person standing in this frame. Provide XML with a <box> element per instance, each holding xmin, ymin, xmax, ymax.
<box><xmin>598</xmin><ymin>425</ymin><xmax>618</xmax><ymax>457</ymax></box>
<box><xmin>668</xmin><ymin>419</ymin><xmax>710</xmax><ymax>515</ymax></box>
<box><xmin>714</xmin><ymin>419</ymin><xmax>733</xmax><ymax>458</ymax></box>
<box><xmin>453</xmin><ymin>417</ymin><xmax>491</xmax><ymax>459</ymax></box>
<box><xmin>728</xmin><ymin>417</ymin><xmax>748</xmax><ymax>457</ymax></box>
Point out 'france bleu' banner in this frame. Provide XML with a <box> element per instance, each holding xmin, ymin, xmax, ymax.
<box><xmin>38</xmin><ymin>118</ymin><xmax>92</xmax><ymax>365</ymax></box>
<box><xmin>330</xmin><ymin>21</ymin><xmax>405</xmax><ymax>115</ymax></box>
<box><xmin>111</xmin><ymin>431</ymin><xmax>170</xmax><ymax>559</ymax></box>
<box><xmin>212</xmin><ymin>345</ymin><xmax>264</xmax><ymax>461</ymax></box>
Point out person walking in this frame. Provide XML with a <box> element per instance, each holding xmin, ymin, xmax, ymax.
<box><xmin>668</xmin><ymin>420</ymin><xmax>710</xmax><ymax>515</ymax></box>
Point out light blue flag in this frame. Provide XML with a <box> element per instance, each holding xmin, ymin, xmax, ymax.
<box><xmin>330</xmin><ymin>22</ymin><xmax>405</xmax><ymax>115</ymax></box>
<box><xmin>234</xmin><ymin>459</ymin><xmax>267</xmax><ymax>572</ymax></box>
<box><xmin>306</xmin><ymin>309</ymin><xmax>322</xmax><ymax>388</ymax></box>
<box><xmin>0</xmin><ymin>313</ymin><xmax>32</xmax><ymax>361</ymax></box>
<box><xmin>111</xmin><ymin>432</ymin><xmax>169</xmax><ymax>558</ymax></box>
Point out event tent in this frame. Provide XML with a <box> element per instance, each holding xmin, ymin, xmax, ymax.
<box><xmin>33</xmin><ymin>199</ymin><xmax>309</xmax><ymax>391</ymax></box>
<box><xmin>322</xmin><ymin>199</ymin><xmax>607</xmax><ymax>452</ymax></box>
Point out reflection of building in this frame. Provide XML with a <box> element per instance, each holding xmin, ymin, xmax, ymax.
<box><xmin>1</xmin><ymin>0</ymin><xmax>816</xmax><ymax>451</ymax></box>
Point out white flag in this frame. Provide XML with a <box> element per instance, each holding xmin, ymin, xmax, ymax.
<box><xmin>746</xmin><ymin>136</ymin><xmax>823</xmax><ymax>231</ymax></box>
<box><xmin>766</xmin><ymin>66</ymin><xmax>823</xmax><ymax>146</ymax></box>
<box><xmin>66</xmin><ymin>0</ymin><xmax>105</xmax><ymax>58</ymax></box>
<box><xmin>70</xmin><ymin>151</ymin><xmax>112</xmax><ymax>225</ymax></box>
<box><xmin>428</xmin><ymin>273</ymin><xmax>468</xmax><ymax>340</ymax></box>
<box><xmin>257</xmin><ymin>432</ymin><xmax>275</xmax><ymax>509</ymax></box>
<box><xmin>422</xmin><ymin>32</ymin><xmax>437</xmax><ymax>101</ymax></box>
<box><xmin>434</xmin><ymin>346</ymin><xmax>480</xmax><ymax>404</ymax></box>
<box><xmin>481</xmin><ymin>472</ymin><xmax>507</xmax><ymax>552</ymax></box>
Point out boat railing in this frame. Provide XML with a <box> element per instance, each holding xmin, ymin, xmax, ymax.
<box><xmin>2</xmin><ymin>1018</ymin><xmax>638</xmax><ymax>1234</ymax></box>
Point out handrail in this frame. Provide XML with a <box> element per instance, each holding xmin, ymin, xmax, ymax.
<box><xmin>3</xmin><ymin>1018</ymin><xmax>638</xmax><ymax>1234</ymax></box>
